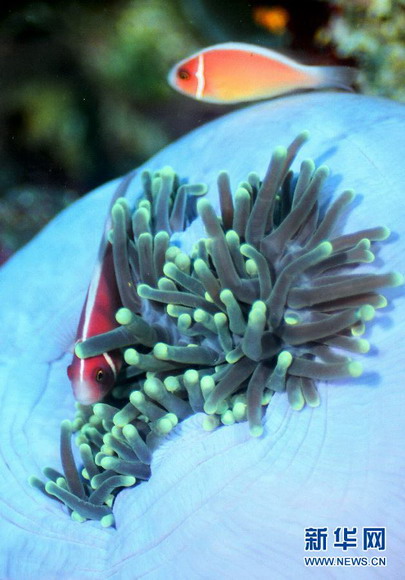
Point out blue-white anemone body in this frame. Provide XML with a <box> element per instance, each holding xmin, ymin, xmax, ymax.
<box><xmin>0</xmin><ymin>92</ymin><xmax>404</xmax><ymax>579</ymax></box>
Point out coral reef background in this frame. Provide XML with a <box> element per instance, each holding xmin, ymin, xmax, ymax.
<box><xmin>0</xmin><ymin>0</ymin><xmax>403</xmax><ymax>260</ymax></box>
<box><xmin>317</xmin><ymin>0</ymin><xmax>405</xmax><ymax>102</ymax></box>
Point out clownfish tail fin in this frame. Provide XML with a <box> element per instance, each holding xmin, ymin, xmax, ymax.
<box><xmin>315</xmin><ymin>65</ymin><xmax>360</xmax><ymax>92</ymax></box>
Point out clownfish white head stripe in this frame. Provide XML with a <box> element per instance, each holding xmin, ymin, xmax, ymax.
<box><xmin>195</xmin><ymin>53</ymin><xmax>205</xmax><ymax>100</ymax></box>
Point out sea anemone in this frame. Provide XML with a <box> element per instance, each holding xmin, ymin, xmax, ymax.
<box><xmin>29</xmin><ymin>127</ymin><xmax>402</xmax><ymax>526</ymax></box>
<box><xmin>1</xmin><ymin>92</ymin><xmax>405</xmax><ymax>578</ymax></box>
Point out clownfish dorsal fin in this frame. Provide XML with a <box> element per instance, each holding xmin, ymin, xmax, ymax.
<box><xmin>96</xmin><ymin>169</ymin><xmax>138</xmax><ymax>265</ymax></box>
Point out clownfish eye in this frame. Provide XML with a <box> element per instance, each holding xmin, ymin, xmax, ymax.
<box><xmin>96</xmin><ymin>369</ymin><xmax>104</xmax><ymax>383</ymax></box>
<box><xmin>178</xmin><ymin>68</ymin><xmax>190</xmax><ymax>80</ymax></box>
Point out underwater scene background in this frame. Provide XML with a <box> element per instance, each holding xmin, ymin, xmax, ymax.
<box><xmin>1</xmin><ymin>0</ymin><xmax>404</xmax><ymax>260</ymax></box>
<box><xmin>1</xmin><ymin>1</ymin><xmax>405</xmax><ymax>578</ymax></box>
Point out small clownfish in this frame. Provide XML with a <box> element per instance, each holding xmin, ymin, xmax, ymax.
<box><xmin>67</xmin><ymin>174</ymin><xmax>135</xmax><ymax>405</ymax></box>
<box><xmin>168</xmin><ymin>42</ymin><xmax>357</xmax><ymax>104</ymax></box>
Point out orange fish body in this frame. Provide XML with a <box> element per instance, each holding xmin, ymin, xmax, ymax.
<box><xmin>168</xmin><ymin>42</ymin><xmax>356</xmax><ymax>104</ymax></box>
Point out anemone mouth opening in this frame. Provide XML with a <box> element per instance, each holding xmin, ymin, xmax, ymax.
<box><xmin>31</xmin><ymin>131</ymin><xmax>402</xmax><ymax>525</ymax></box>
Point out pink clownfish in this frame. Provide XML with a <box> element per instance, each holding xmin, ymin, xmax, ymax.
<box><xmin>168</xmin><ymin>42</ymin><xmax>357</xmax><ymax>104</ymax></box>
<box><xmin>67</xmin><ymin>178</ymin><xmax>132</xmax><ymax>405</ymax></box>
